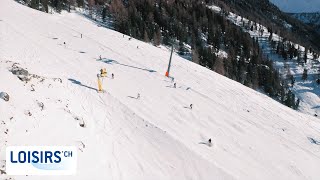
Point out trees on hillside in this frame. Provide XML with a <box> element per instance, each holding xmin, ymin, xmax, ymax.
<box><xmin>20</xmin><ymin>0</ymin><xmax>303</xmax><ymax>110</ymax></box>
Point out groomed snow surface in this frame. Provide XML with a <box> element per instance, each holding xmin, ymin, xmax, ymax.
<box><xmin>1</xmin><ymin>0</ymin><xmax>320</xmax><ymax>179</ymax></box>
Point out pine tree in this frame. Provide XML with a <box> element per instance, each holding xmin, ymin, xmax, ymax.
<box><xmin>42</xmin><ymin>0</ymin><xmax>48</xmax><ymax>12</ymax></box>
<box><xmin>102</xmin><ymin>7</ymin><xmax>107</xmax><ymax>22</ymax></box>
<box><xmin>302</xmin><ymin>69</ymin><xmax>308</xmax><ymax>81</ymax></box>
<box><xmin>31</xmin><ymin>0</ymin><xmax>38</xmax><ymax>9</ymax></box>
<box><xmin>276</xmin><ymin>42</ymin><xmax>280</xmax><ymax>54</ymax></box>
<box><xmin>295</xmin><ymin>98</ymin><xmax>300</xmax><ymax>110</ymax></box>
<box><xmin>76</xmin><ymin>0</ymin><xmax>84</xmax><ymax>7</ymax></box>
<box><xmin>268</xmin><ymin>29</ymin><xmax>273</xmax><ymax>41</ymax></box>
<box><xmin>317</xmin><ymin>66</ymin><xmax>320</xmax><ymax>85</ymax></box>
<box><xmin>192</xmin><ymin>48</ymin><xmax>200</xmax><ymax>64</ymax></box>
<box><xmin>110</xmin><ymin>0</ymin><xmax>128</xmax><ymax>33</ymax></box>
<box><xmin>153</xmin><ymin>28</ymin><xmax>161</xmax><ymax>46</ymax></box>
<box><xmin>51</xmin><ymin>0</ymin><xmax>62</xmax><ymax>13</ymax></box>
<box><xmin>289</xmin><ymin>45</ymin><xmax>294</xmax><ymax>60</ymax></box>
<box><xmin>214</xmin><ymin>58</ymin><xmax>225</xmax><ymax>76</ymax></box>
<box><xmin>144</xmin><ymin>30</ymin><xmax>150</xmax><ymax>42</ymax></box>
<box><xmin>178</xmin><ymin>41</ymin><xmax>187</xmax><ymax>55</ymax></box>
<box><xmin>304</xmin><ymin>50</ymin><xmax>307</xmax><ymax>64</ymax></box>
<box><xmin>88</xmin><ymin>0</ymin><xmax>94</xmax><ymax>16</ymax></box>
<box><xmin>297</xmin><ymin>50</ymin><xmax>302</xmax><ymax>64</ymax></box>
<box><xmin>294</xmin><ymin>48</ymin><xmax>298</xmax><ymax>58</ymax></box>
<box><xmin>291</xmin><ymin>76</ymin><xmax>295</xmax><ymax>87</ymax></box>
<box><xmin>285</xmin><ymin>90</ymin><xmax>295</xmax><ymax>108</ymax></box>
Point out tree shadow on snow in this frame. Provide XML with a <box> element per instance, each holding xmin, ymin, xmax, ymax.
<box><xmin>68</xmin><ymin>78</ymin><xmax>97</xmax><ymax>92</ymax></box>
<box><xmin>98</xmin><ymin>58</ymin><xmax>157</xmax><ymax>73</ymax></box>
<box><xmin>295</xmin><ymin>80</ymin><xmax>319</xmax><ymax>95</ymax></box>
<box><xmin>311</xmin><ymin>105</ymin><xmax>320</xmax><ymax>109</ymax></box>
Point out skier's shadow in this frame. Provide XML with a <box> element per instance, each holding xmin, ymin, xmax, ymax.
<box><xmin>127</xmin><ymin>96</ymin><xmax>138</xmax><ymax>99</ymax></box>
<box><xmin>199</xmin><ymin>141</ymin><xmax>212</xmax><ymax>147</ymax></box>
<box><xmin>198</xmin><ymin>142</ymin><xmax>207</xmax><ymax>145</ymax></box>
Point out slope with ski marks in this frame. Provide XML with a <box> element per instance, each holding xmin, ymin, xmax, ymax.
<box><xmin>1</xmin><ymin>1</ymin><xmax>320</xmax><ymax>180</ymax></box>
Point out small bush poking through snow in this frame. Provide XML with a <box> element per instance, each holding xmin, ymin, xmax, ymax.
<box><xmin>0</xmin><ymin>92</ymin><xmax>9</xmax><ymax>102</ymax></box>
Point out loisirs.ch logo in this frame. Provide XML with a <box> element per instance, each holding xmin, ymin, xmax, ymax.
<box><xmin>6</xmin><ymin>146</ymin><xmax>77</xmax><ymax>175</ymax></box>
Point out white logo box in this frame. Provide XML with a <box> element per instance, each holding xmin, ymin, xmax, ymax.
<box><xmin>6</xmin><ymin>146</ymin><xmax>77</xmax><ymax>175</ymax></box>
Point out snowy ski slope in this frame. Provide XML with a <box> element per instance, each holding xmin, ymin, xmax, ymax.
<box><xmin>1</xmin><ymin>0</ymin><xmax>320</xmax><ymax>179</ymax></box>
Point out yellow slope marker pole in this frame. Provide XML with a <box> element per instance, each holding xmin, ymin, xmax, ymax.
<box><xmin>97</xmin><ymin>74</ymin><xmax>103</xmax><ymax>93</ymax></box>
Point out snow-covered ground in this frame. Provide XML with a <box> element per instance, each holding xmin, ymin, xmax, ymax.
<box><xmin>1</xmin><ymin>1</ymin><xmax>320</xmax><ymax>179</ymax></box>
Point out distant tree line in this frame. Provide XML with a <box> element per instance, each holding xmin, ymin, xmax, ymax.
<box><xmin>211</xmin><ymin>0</ymin><xmax>320</xmax><ymax>53</ymax></box>
<box><xmin>19</xmin><ymin>0</ymin><xmax>88</xmax><ymax>13</ymax></box>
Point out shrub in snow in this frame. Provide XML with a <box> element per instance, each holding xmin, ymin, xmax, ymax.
<box><xmin>0</xmin><ymin>168</ymin><xmax>6</xmax><ymax>175</ymax></box>
<box><xmin>36</xmin><ymin>101</ymin><xmax>44</xmax><ymax>110</ymax></box>
<box><xmin>0</xmin><ymin>92</ymin><xmax>9</xmax><ymax>102</ymax></box>
<box><xmin>10</xmin><ymin>65</ymin><xmax>31</xmax><ymax>82</ymax></box>
<box><xmin>10</xmin><ymin>66</ymin><xmax>28</xmax><ymax>76</ymax></box>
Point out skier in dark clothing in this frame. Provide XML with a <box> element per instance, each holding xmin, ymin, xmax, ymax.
<box><xmin>137</xmin><ymin>93</ymin><xmax>140</xmax><ymax>99</ymax></box>
<box><xmin>111</xmin><ymin>73</ymin><xmax>114</xmax><ymax>79</ymax></box>
<box><xmin>173</xmin><ymin>83</ymin><xmax>176</xmax><ymax>88</ymax></box>
<box><xmin>190</xmin><ymin>104</ymin><xmax>193</xmax><ymax>109</ymax></box>
<box><xmin>208</xmin><ymin>138</ymin><xmax>212</xmax><ymax>147</ymax></box>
